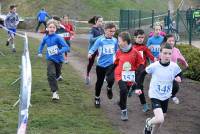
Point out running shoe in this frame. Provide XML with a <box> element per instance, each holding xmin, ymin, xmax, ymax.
<box><xmin>56</xmin><ymin>75</ymin><xmax>63</xmax><ymax>81</ymax></box>
<box><xmin>121</xmin><ymin>109</ymin><xmax>128</xmax><ymax>121</ymax></box>
<box><xmin>52</xmin><ymin>92</ymin><xmax>60</xmax><ymax>100</ymax></box>
<box><xmin>143</xmin><ymin>118</ymin><xmax>152</xmax><ymax>134</ymax></box>
<box><xmin>107</xmin><ymin>87</ymin><xmax>113</xmax><ymax>99</ymax></box>
<box><xmin>143</xmin><ymin>103</ymin><xmax>150</xmax><ymax>112</ymax></box>
<box><xmin>94</xmin><ymin>97</ymin><xmax>100</xmax><ymax>108</ymax></box>
<box><xmin>85</xmin><ymin>76</ymin><xmax>90</xmax><ymax>85</ymax></box>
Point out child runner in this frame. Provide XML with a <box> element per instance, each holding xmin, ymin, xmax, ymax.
<box><xmin>61</xmin><ymin>15</ymin><xmax>75</xmax><ymax>64</ymax></box>
<box><xmin>114</xmin><ymin>32</ymin><xmax>144</xmax><ymax>120</ymax></box>
<box><xmin>85</xmin><ymin>15</ymin><xmax>104</xmax><ymax>84</ymax></box>
<box><xmin>88</xmin><ymin>22</ymin><xmax>117</xmax><ymax>108</ymax></box>
<box><xmin>149</xmin><ymin>22</ymin><xmax>166</xmax><ymax>37</ymax></box>
<box><xmin>129</xmin><ymin>29</ymin><xmax>156</xmax><ymax>112</ymax></box>
<box><xmin>35</xmin><ymin>8</ymin><xmax>50</xmax><ymax>32</ymax></box>
<box><xmin>4</xmin><ymin>4</ymin><xmax>19</xmax><ymax>52</ymax></box>
<box><xmin>38</xmin><ymin>19</ymin><xmax>69</xmax><ymax>100</ymax></box>
<box><xmin>163</xmin><ymin>34</ymin><xmax>188</xmax><ymax>104</ymax></box>
<box><xmin>137</xmin><ymin>44</ymin><xmax>182</xmax><ymax>134</ymax></box>
<box><xmin>147</xmin><ymin>24</ymin><xmax>164</xmax><ymax>60</ymax></box>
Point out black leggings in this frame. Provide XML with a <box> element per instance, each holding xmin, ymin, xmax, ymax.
<box><xmin>171</xmin><ymin>80</ymin><xmax>179</xmax><ymax>98</ymax></box>
<box><xmin>36</xmin><ymin>21</ymin><xmax>47</xmax><ymax>32</ymax></box>
<box><xmin>118</xmin><ymin>80</ymin><xmax>130</xmax><ymax>110</ymax></box>
<box><xmin>86</xmin><ymin>51</ymin><xmax>98</xmax><ymax>76</ymax></box>
<box><xmin>95</xmin><ymin>65</ymin><xmax>115</xmax><ymax>97</ymax></box>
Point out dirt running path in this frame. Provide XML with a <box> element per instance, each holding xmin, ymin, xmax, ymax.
<box><xmin>27</xmin><ymin>32</ymin><xmax>200</xmax><ymax>134</ymax></box>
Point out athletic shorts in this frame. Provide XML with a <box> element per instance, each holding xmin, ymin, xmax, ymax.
<box><xmin>8</xmin><ymin>28</ymin><xmax>16</xmax><ymax>36</ymax></box>
<box><xmin>151</xmin><ymin>98</ymin><xmax>169</xmax><ymax>113</ymax></box>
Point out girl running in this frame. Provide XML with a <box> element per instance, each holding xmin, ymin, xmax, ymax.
<box><xmin>85</xmin><ymin>16</ymin><xmax>104</xmax><ymax>84</ymax></box>
<box><xmin>147</xmin><ymin>24</ymin><xmax>164</xmax><ymax>59</ymax></box>
<box><xmin>88</xmin><ymin>23</ymin><xmax>117</xmax><ymax>108</ymax></box>
<box><xmin>137</xmin><ymin>44</ymin><xmax>182</xmax><ymax>134</ymax></box>
<box><xmin>61</xmin><ymin>15</ymin><xmax>75</xmax><ymax>64</ymax></box>
<box><xmin>38</xmin><ymin>19</ymin><xmax>69</xmax><ymax>100</ymax></box>
<box><xmin>163</xmin><ymin>34</ymin><xmax>188</xmax><ymax>104</ymax></box>
<box><xmin>114</xmin><ymin>31</ymin><xmax>144</xmax><ymax>120</ymax></box>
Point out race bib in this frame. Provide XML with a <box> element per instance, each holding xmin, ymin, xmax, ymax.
<box><xmin>58</xmin><ymin>32</ymin><xmax>70</xmax><ymax>38</ymax></box>
<box><xmin>151</xmin><ymin>45</ymin><xmax>160</xmax><ymax>53</ymax></box>
<box><xmin>102</xmin><ymin>45</ymin><xmax>115</xmax><ymax>54</ymax></box>
<box><xmin>139</xmin><ymin>51</ymin><xmax>144</xmax><ymax>58</ymax></box>
<box><xmin>47</xmin><ymin>45</ymin><xmax>58</xmax><ymax>56</ymax></box>
<box><xmin>156</xmin><ymin>81</ymin><xmax>172</xmax><ymax>95</ymax></box>
<box><xmin>122</xmin><ymin>71</ymin><xmax>135</xmax><ymax>82</ymax></box>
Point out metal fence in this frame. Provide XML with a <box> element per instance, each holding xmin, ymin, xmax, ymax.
<box><xmin>0</xmin><ymin>24</ymin><xmax>32</xmax><ymax>134</ymax></box>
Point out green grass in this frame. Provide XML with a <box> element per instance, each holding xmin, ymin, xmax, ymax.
<box><xmin>0</xmin><ymin>30</ymin><xmax>119</xmax><ymax>134</ymax></box>
<box><xmin>1</xmin><ymin>0</ymin><xmax>168</xmax><ymax>20</ymax></box>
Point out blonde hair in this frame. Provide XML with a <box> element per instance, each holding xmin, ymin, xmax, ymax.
<box><xmin>47</xmin><ymin>19</ymin><xmax>58</xmax><ymax>28</ymax></box>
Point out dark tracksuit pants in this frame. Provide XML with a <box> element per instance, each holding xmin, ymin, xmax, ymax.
<box><xmin>36</xmin><ymin>21</ymin><xmax>47</xmax><ymax>32</ymax></box>
<box><xmin>47</xmin><ymin>60</ymin><xmax>62</xmax><ymax>92</ymax></box>
<box><xmin>87</xmin><ymin>51</ymin><xmax>98</xmax><ymax>76</ymax></box>
<box><xmin>95</xmin><ymin>65</ymin><xmax>115</xmax><ymax>97</ymax></box>
<box><xmin>172</xmin><ymin>80</ymin><xmax>179</xmax><ymax>98</ymax></box>
<box><xmin>118</xmin><ymin>81</ymin><xmax>146</xmax><ymax>110</ymax></box>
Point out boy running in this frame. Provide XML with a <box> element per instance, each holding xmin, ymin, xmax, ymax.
<box><xmin>38</xmin><ymin>19</ymin><xmax>69</xmax><ymax>100</ymax></box>
<box><xmin>137</xmin><ymin>44</ymin><xmax>182</xmax><ymax>134</ymax></box>
<box><xmin>163</xmin><ymin>34</ymin><xmax>188</xmax><ymax>104</ymax></box>
<box><xmin>114</xmin><ymin>32</ymin><xmax>144</xmax><ymax>120</ymax></box>
<box><xmin>130</xmin><ymin>29</ymin><xmax>155</xmax><ymax>112</ymax></box>
<box><xmin>88</xmin><ymin>23</ymin><xmax>117</xmax><ymax>108</ymax></box>
<box><xmin>4</xmin><ymin>4</ymin><xmax>19</xmax><ymax>52</ymax></box>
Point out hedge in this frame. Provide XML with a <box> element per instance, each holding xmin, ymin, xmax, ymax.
<box><xmin>176</xmin><ymin>44</ymin><xmax>200</xmax><ymax>81</ymax></box>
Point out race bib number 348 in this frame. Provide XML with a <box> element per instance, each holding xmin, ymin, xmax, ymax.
<box><xmin>47</xmin><ymin>45</ymin><xmax>58</xmax><ymax>56</ymax></box>
<box><xmin>156</xmin><ymin>81</ymin><xmax>172</xmax><ymax>94</ymax></box>
<box><xmin>122</xmin><ymin>71</ymin><xmax>135</xmax><ymax>82</ymax></box>
<box><xmin>102</xmin><ymin>45</ymin><xmax>115</xmax><ymax>54</ymax></box>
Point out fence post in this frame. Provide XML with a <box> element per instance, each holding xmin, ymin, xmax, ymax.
<box><xmin>151</xmin><ymin>10</ymin><xmax>154</xmax><ymax>28</ymax></box>
<box><xmin>167</xmin><ymin>10</ymin><xmax>170</xmax><ymax>34</ymax></box>
<box><xmin>176</xmin><ymin>9</ymin><xmax>179</xmax><ymax>33</ymax></box>
<box><xmin>139</xmin><ymin>10</ymin><xmax>141</xmax><ymax>28</ymax></box>
<box><xmin>189</xmin><ymin>9</ymin><xmax>193</xmax><ymax>45</ymax></box>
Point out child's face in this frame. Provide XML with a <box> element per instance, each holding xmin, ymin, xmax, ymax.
<box><xmin>11</xmin><ymin>7</ymin><xmax>16</xmax><ymax>13</ymax></box>
<box><xmin>118</xmin><ymin>36</ymin><xmax>128</xmax><ymax>48</ymax></box>
<box><xmin>96</xmin><ymin>18</ymin><xmax>103</xmax><ymax>27</ymax></box>
<box><xmin>167</xmin><ymin>37</ymin><xmax>175</xmax><ymax>47</ymax></box>
<box><xmin>47</xmin><ymin>23</ymin><xmax>57</xmax><ymax>34</ymax></box>
<box><xmin>135</xmin><ymin>34</ymin><xmax>145</xmax><ymax>44</ymax></box>
<box><xmin>154</xmin><ymin>25</ymin><xmax>161</xmax><ymax>36</ymax></box>
<box><xmin>160</xmin><ymin>48</ymin><xmax>172</xmax><ymax>63</ymax></box>
<box><xmin>63</xmin><ymin>16</ymin><xmax>69</xmax><ymax>23</ymax></box>
<box><xmin>105</xmin><ymin>27</ymin><xmax>116</xmax><ymax>38</ymax></box>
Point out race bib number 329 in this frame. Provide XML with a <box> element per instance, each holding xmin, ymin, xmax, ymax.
<box><xmin>47</xmin><ymin>45</ymin><xmax>58</xmax><ymax>56</ymax></box>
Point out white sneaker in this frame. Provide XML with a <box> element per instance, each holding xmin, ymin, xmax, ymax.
<box><xmin>52</xmin><ymin>92</ymin><xmax>59</xmax><ymax>100</ymax></box>
<box><xmin>56</xmin><ymin>75</ymin><xmax>63</xmax><ymax>81</ymax></box>
<box><xmin>64</xmin><ymin>60</ymin><xmax>69</xmax><ymax>64</ymax></box>
<box><xmin>172</xmin><ymin>96</ymin><xmax>180</xmax><ymax>104</ymax></box>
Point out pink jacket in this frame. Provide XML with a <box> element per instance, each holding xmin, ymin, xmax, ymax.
<box><xmin>171</xmin><ymin>47</ymin><xmax>188</xmax><ymax>67</ymax></box>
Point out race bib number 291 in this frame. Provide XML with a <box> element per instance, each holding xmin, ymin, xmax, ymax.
<box><xmin>47</xmin><ymin>45</ymin><xmax>58</xmax><ymax>56</ymax></box>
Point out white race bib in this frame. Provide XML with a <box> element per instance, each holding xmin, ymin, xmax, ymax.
<box><xmin>47</xmin><ymin>45</ymin><xmax>58</xmax><ymax>56</ymax></box>
<box><xmin>156</xmin><ymin>81</ymin><xmax>172</xmax><ymax>95</ymax></box>
<box><xmin>139</xmin><ymin>51</ymin><xmax>144</xmax><ymax>58</ymax></box>
<box><xmin>58</xmin><ymin>32</ymin><xmax>70</xmax><ymax>38</ymax></box>
<box><xmin>102</xmin><ymin>45</ymin><xmax>115</xmax><ymax>54</ymax></box>
<box><xmin>122</xmin><ymin>71</ymin><xmax>135</xmax><ymax>82</ymax></box>
<box><xmin>151</xmin><ymin>45</ymin><xmax>160</xmax><ymax>53</ymax></box>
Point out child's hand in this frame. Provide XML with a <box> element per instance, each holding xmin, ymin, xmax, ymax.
<box><xmin>154</xmin><ymin>57</ymin><xmax>157</xmax><ymax>62</ymax></box>
<box><xmin>175</xmin><ymin>76</ymin><xmax>181</xmax><ymax>83</ymax></box>
<box><xmin>88</xmin><ymin>54</ymin><xmax>92</xmax><ymax>59</ymax></box>
<box><xmin>38</xmin><ymin>53</ymin><xmax>42</xmax><ymax>57</ymax></box>
<box><xmin>135</xmin><ymin>89</ymin><xmax>142</xmax><ymax>95</ymax></box>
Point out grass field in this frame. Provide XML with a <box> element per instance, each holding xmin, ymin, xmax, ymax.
<box><xmin>0</xmin><ymin>30</ymin><xmax>118</xmax><ymax>134</ymax></box>
<box><xmin>0</xmin><ymin>0</ymin><xmax>168</xmax><ymax>20</ymax></box>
